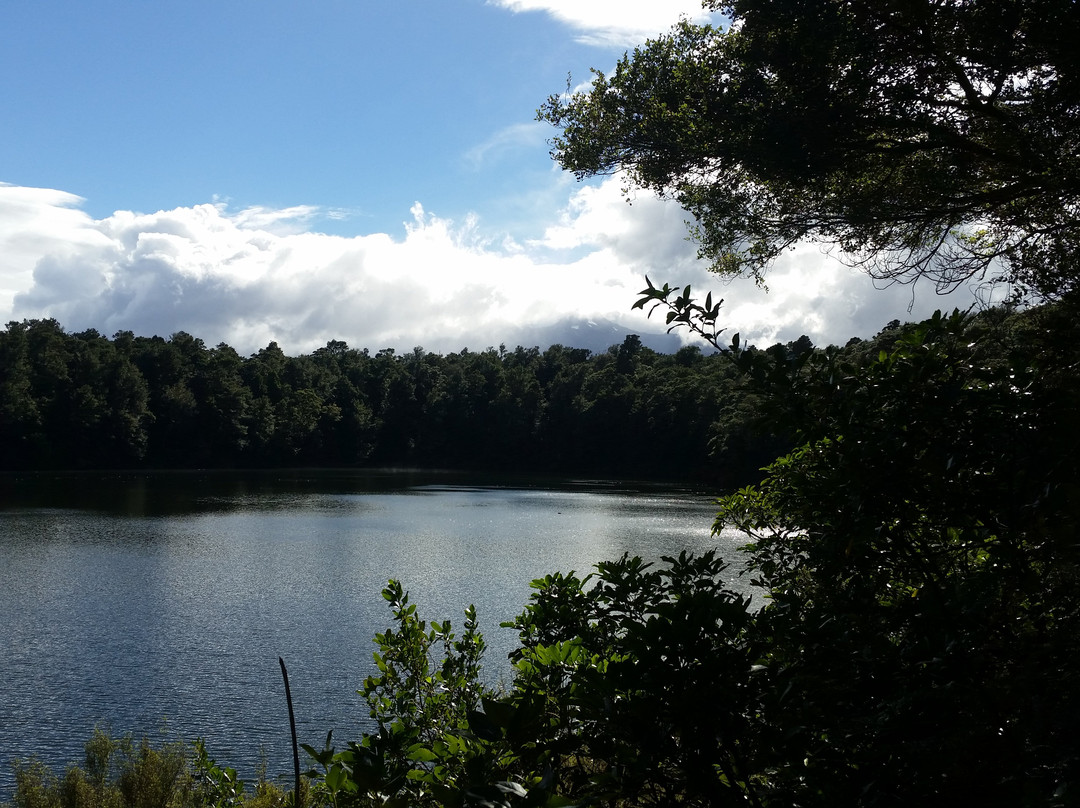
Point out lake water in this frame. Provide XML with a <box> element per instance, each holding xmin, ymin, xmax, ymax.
<box><xmin>0</xmin><ymin>470</ymin><xmax>750</xmax><ymax>796</ymax></box>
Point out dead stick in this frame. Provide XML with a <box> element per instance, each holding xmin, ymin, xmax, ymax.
<box><xmin>279</xmin><ymin>657</ymin><xmax>302</xmax><ymax>808</ymax></box>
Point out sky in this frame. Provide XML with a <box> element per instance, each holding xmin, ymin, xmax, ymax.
<box><xmin>0</xmin><ymin>0</ymin><xmax>993</xmax><ymax>356</ymax></box>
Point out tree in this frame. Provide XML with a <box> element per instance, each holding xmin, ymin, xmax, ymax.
<box><xmin>302</xmin><ymin>581</ymin><xmax>502</xmax><ymax>808</ymax></box>
<box><xmin>714</xmin><ymin>305</ymin><xmax>1080</xmax><ymax>804</ymax></box>
<box><xmin>540</xmin><ymin>0</ymin><xmax>1080</xmax><ymax>297</ymax></box>
<box><xmin>504</xmin><ymin>553</ymin><xmax>760</xmax><ymax>807</ymax></box>
<box><xmin>0</xmin><ymin>321</ymin><xmax>43</xmax><ymax>467</ymax></box>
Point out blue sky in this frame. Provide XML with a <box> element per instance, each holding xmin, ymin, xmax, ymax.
<box><xmin>0</xmin><ymin>0</ymin><xmax>988</xmax><ymax>355</ymax></box>
<box><xmin>1</xmin><ymin>1</ymin><xmax>581</xmax><ymax>235</ymax></box>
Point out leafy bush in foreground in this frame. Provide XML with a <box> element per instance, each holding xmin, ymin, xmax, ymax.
<box><xmin>304</xmin><ymin>304</ymin><xmax>1080</xmax><ymax>807</ymax></box>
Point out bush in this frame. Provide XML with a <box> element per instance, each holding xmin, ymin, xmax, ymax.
<box><xmin>4</xmin><ymin>731</ymin><xmax>287</xmax><ymax>808</ymax></box>
<box><xmin>301</xmin><ymin>304</ymin><xmax>1080</xmax><ymax>807</ymax></box>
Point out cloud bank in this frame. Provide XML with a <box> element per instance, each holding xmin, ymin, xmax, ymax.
<box><xmin>0</xmin><ymin>181</ymin><xmax>988</xmax><ymax>356</ymax></box>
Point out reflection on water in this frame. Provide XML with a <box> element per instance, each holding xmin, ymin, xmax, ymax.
<box><xmin>0</xmin><ymin>471</ymin><xmax>748</xmax><ymax>796</ymax></box>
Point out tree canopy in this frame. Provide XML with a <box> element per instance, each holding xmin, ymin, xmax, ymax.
<box><xmin>0</xmin><ymin>319</ymin><xmax>791</xmax><ymax>484</ymax></box>
<box><xmin>540</xmin><ymin>0</ymin><xmax>1080</xmax><ymax>297</ymax></box>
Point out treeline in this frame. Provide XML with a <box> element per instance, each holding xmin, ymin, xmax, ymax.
<box><xmin>0</xmin><ymin>315</ymin><xmax>1009</xmax><ymax>483</ymax></box>
<box><xmin>0</xmin><ymin>319</ymin><xmax>810</xmax><ymax>482</ymax></box>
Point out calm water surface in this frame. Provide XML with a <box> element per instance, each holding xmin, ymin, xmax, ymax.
<box><xmin>0</xmin><ymin>470</ymin><xmax>750</xmax><ymax>795</ymax></box>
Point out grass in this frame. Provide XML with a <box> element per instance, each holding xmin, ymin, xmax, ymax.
<box><xmin>3</xmin><ymin>729</ymin><xmax>291</xmax><ymax>808</ymax></box>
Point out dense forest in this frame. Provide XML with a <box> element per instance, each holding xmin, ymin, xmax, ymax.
<box><xmin>0</xmin><ymin>317</ymin><xmax>811</xmax><ymax>483</ymax></box>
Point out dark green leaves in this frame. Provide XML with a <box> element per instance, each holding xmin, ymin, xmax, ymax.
<box><xmin>542</xmin><ymin>2</ymin><xmax>1080</xmax><ymax>297</ymax></box>
<box><xmin>633</xmin><ymin>276</ymin><xmax>725</xmax><ymax>349</ymax></box>
<box><xmin>296</xmin><ymin>301</ymin><xmax>1080</xmax><ymax>805</ymax></box>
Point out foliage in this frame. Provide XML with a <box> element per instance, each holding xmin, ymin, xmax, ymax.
<box><xmin>540</xmin><ymin>0</ymin><xmax>1080</xmax><ymax>297</ymax></box>
<box><xmin>0</xmin><ymin>321</ymin><xmax>773</xmax><ymax>485</ymax></box>
<box><xmin>3</xmin><ymin>730</ymin><xmax>286</xmax><ymax>808</ymax></box>
<box><xmin>715</xmin><ymin>305</ymin><xmax>1080</xmax><ymax>804</ymax></box>
<box><xmin>301</xmin><ymin>557</ymin><xmax>761</xmax><ymax>808</ymax></box>
<box><xmin>8</xmin><ymin>303</ymin><xmax>1079</xmax><ymax>807</ymax></box>
<box><xmin>633</xmin><ymin>277</ymin><xmax>726</xmax><ymax>347</ymax></box>
<box><xmin>503</xmin><ymin>553</ymin><xmax>760</xmax><ymax>806</ymax></box>
<box><xmin>295</xmin><ymin>301</ymin><xmax>1080</xmax><ymax>807</ymax></box>
<box><xmin>302</xmin><ymin>581</ymin><xmax>528</xmax><ymax>808</ymax></box>
<box><xmin>191</xmin><ymin>742</ymin><xmax>247</xmax><ymax>808</ymax></box>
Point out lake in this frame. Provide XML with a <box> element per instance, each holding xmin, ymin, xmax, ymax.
<box><xmin>0</xmin><ymin>469</ymin><xmax>751</xmax><ymax>796</ymax></box>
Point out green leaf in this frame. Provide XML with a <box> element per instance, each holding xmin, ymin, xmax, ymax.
<box><xmin>406</xmin><ymin>744</ymin><xmax>438</xmax><ymax>762</ymax></box>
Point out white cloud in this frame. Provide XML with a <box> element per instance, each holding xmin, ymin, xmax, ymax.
<box><xmin>228</xmin><ymin>204</ymin><xmax>321</xmax><ymax>234</ymax></box>
<box><xmin>490</xmin><ymin>0</ymin><xmax>716</xmax><ymax>47</ymax></box>
<box><xmin>0</xmin><ymin>185</ymin><xmax>654</xmax><ymax>354</ymax></box>
<box><xmin>0</xmin><ymin>180</ymin><xmax>989</xmax><ymax>356</ymax></box>
<box><xmin>0</xmin><ymin>184</ymin><xmax>114</xmax><ymax>316</ymax></box>
<box><xmin>529</xmin><ymin>175</ymin><xmax>993</xmax><ymax>349</ymax></box>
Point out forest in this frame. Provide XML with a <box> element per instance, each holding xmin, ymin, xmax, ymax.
<box><xmin>0</xmin><ymin>317</ymin><xmax>803</xmax><ymax>484</ymax></box>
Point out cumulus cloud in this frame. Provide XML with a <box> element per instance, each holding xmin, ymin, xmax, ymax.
<box><xmin>0</xmin><ymin>180</ymin><xmax>988</xmax><ymax>357</ymax></box>
<box><xmin>529</xmin><ymin>176</ymin><xmax>993</xmax><ymax>349</ymax></box>
<box><xmin>0</xmin><ymin>184</ymin><xmax>115</xmax><ymax>316</ymax></box>
<box><xmin>0</xmin><ymin>185</ymin><xmax>654</xmax><ymax>354</ymax></box>
<box><xmin>490</xmin><ymin>0</ymin><xmax>716</xmax><ymax>47</ymax></box>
